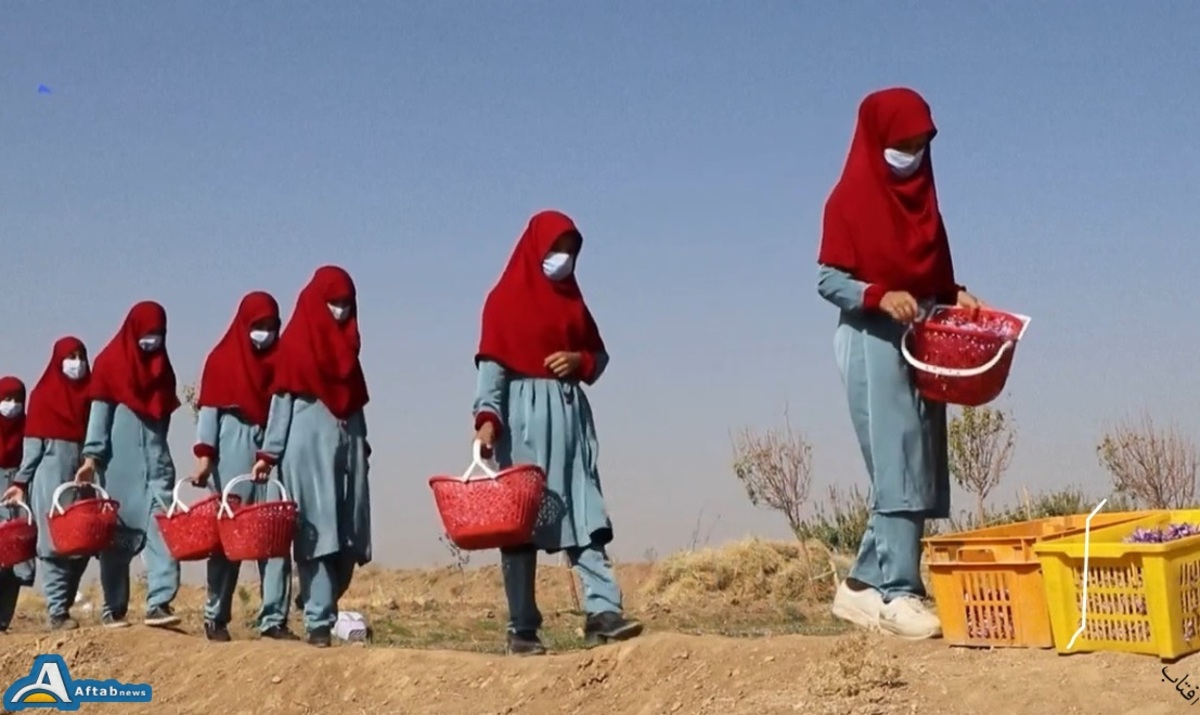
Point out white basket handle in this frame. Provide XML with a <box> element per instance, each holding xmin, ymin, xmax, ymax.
<box><xmin>459</xmin><ymin>440</ymin><xmax>500</xmax><ymax>482</ymax></box>
<box><xmin>51</xmin><ymin>481</ymin><xmax>111</xmax><ymax>516</ymax></box>
<box><xmin>4</xmin><ymin>500</ymin><xmax>33</xmax><ymax>525</ymax></box>
<box><xmin>165</xmin><ymin>479</ymin><xmax>194</xmax><ymax>518</ymax></box>
<box><xmin>900</xmin><ymin>310</ymin><xmax>1032</xmax><ymax>379</ymax></box>
<box><xmin>218</xmin><ymin>474</ymin><xmax>289</xmax><ymax>518</ymax></box>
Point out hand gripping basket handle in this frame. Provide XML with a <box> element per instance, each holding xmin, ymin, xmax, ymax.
<box><xmin>51</xmin><ymin>481</ymin><xmax>112</xmax><ymax>516</ymax></box>
<box><xmin>460</xmin><ymin>439</ymin><xmax>500</xmax><ymax>482</ymax></box>
<box><xmin>3</xmin><ymin>500</ymin><xmax>33</xmax><ymax>525</ymax></box>
<box><xmin>218</xmin><ymin>474</ymin><xmax>290</xmax><ymax>518</ymax></box>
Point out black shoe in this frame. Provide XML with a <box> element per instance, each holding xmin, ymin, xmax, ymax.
<box><xmin>505</xmin><ymin>631</ymin><xmax>547</xmax><ymax>656</ymax></box>
<box><xmin>144</xmin><ymin>605</ymin><xmax>181</xmax><ymax>628</ymax></box>
<box><xmin>205</xmin><ymin>622</ymin><xmax>231</xmax><ymax>642</ymax></box>
<box><xmin>584</xmin><ymin>612</ymin><xmax>643</xmax><ymax>646</ymax></box>
<box><xmin>307</xmin><ymin>626</ymin><xmax>332</xmax><ymax>648</ymax></box>
<box><xmin>49</xmin><ymin>615</ymin><xmax>78</xmax><ymax>631</ymax></box>
<box><xmin>261</xmin><ymin>625</ymin><xmax>299</xmax><ymax>641</ymax></box>
<box><xmin>101</xmin><ymin>612</ymin><xmax>130</xmax><ymax>629</ymax></box>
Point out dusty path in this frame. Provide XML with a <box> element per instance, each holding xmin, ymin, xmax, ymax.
<box><xmin>0</xmin><ymin>627</ymin><xmax>1189</xmax><ymax>715</ymax></box>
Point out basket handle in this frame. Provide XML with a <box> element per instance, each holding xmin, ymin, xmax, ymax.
<box><xmin>3</xmin><ymin>500</ymin><xmax>34</xmax><ymax>525</ymax></box>
<box><xmin>218</xmin><ymin>474</ymin><xmax>289</xmax><ymax>519</ymax></box>
<box><xmin>901</xmin><ymin>326</ymin><xmax>1016</xmax><ymax>378</ymax></box>
<box><xmin>51</xmin><ymin>481</ymin><xmax>111</xmax><ymax>516</ymax></box>
<box><xmin>956</xmin><ymin>545</ymin><xmax>997</xmax><ymax>563</ymax></box>
<box><xmin>459</xmin><ymin>440</ymin><xmax>500</xmax><ymax>482</ymax></box>
<box><xmin>165</xmin><ymin>479</ymin><xmax>195</xmax><ymax>518</ymax></box>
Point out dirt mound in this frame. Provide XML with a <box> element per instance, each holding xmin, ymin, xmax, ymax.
<box><xmin>0</xmin><ymin>626</ymin><xmax>1183</xmax><ymax>714</ymax></box>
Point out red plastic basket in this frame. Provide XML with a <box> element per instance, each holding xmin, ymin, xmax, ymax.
<box><xmin>216</xmin><ymin>475</ymin><xmax>297</xmax><ymax>562</ymax></box>
<box><xmin>155</xmin><ymin>480</ymin><xmax>234</xmax><ymax>561</ymax></box>
<box><xmin>0</xmin><ymin>501</ymin><xmax>37</xmax><ymax>568</ymax></box>
<box><xmin>901</xmin><ymin>306</ymin><xmax>1032</xmax><ymax>407</ymax></box>
<box><xmin>428</xmin><ymin>440</ymin><xmax>547</xmax><ymax>551</ymax></box>
<box><xmin>47</xmin><ymin>482</ymin><xmax>120</xmax><ymax>557</ymax></box>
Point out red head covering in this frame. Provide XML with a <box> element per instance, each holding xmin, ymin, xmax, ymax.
<box><xmin>89</xmin><ymin>301</ymin><xmax>181</xmax><ymax>421</ymax></box>
<box><xmin>818</xmin><ymin>87</ymin><xmax>957</xmax><ymax>300</ymax></box>
<box><xmin>476</xmin><ymin>210</ymin><xmax>606</xmax><ymax>383</ymax></box>
<box><xmin>271</xmin><ymin>266</ymin><xmax>369</xmax><ymax>419</ymax></box>
<box><xmin>0</xmin><ymin>376</ymin><xmax>27</xmax><ymax>469</ymax></box>
<box><xmin>197</xmin><ymin>291</ymin><xmax>281</xmax><ymax>428</ymax></box>
<box><xmin>25</xmin><ymin>336</ymin><xmax>91</xmax><ymax>443</ymax></box>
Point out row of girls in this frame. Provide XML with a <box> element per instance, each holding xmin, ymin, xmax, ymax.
<box><xmin>0</xmin><ymin>212</ymin><xmax>644</xmax><ymax>654</ymax></box>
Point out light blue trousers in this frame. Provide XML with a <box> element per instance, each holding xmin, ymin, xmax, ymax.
<box><xmin>99</xmin><ymin>517</ymin><xmax>180</xmax><ymax>618</ymax></box>
<box><xmin>0</xmin><ymin>570</ymin><xmax>21</xmax><ymax>629</ymax></box>
<box><xmin>501</xmin><ymin>545</ymin><xmax>622</xmax><ymax>634</ymax></box>
<box><xmin>296</xmin><ymin>550</ymin><xmax>356</xmax><ymax>632</ymax></box>
<box><xmin>204</xmin><ymin>555</ymin><xmax>293</xmax><ymax>631</ymax></box>
<box><xmin>41</xmin><ymin>557</ymin><xmax>89</xmax><ymax>618</ymax></box>
<box><xmin>849</xmin><ymin>511</ymin><xmax>927</xmax><ymax>602</ymax></box>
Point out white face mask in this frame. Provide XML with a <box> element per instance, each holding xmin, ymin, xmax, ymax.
<box><xmin>62</xmin><ymin>358</ymin><xmax>87</xmax><ymax>380</ymax></box>
<box><xmin>327</xmin><ymin>303</ymin><xmax>350</xmax><ymax>322</ymax></box>
<box><xmin>883</xmin><ymin>147</ymin><xmax>925</xmax><ymax>178</ymax></box>
<box><xmin>542</xmin><ymin>252</ymin><xmax>576</xmax><ymax>281</ymax></box>
<box><xmin>138</xmin><ymin>334</ymin><xmax>164</xmax><ymax>352</ymax></box>
<box><xmin>0</xmin><ymin>400</ymin><xmax>23</xmax><ymax>419</ymax></box>
<box><xmin>249</xmin><ymin>329</ymin><xmax>277</xmax><ymax>349</ymax></box>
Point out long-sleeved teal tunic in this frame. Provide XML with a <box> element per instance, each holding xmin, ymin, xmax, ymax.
<box><xmin>195</xmin><ymin>407</ymin><xmax>274</xmax><ymax>505</ymax></box>
<box><xmin>81</xmin><ymin>401</ymin><xmax>176</xmax><ymax>554</ymax></box>
<box><xmin>817</xmin><ymin>265</ymin><xmax>950</xmax><ymax>517</ymax></box>
<box><xmin>473</xmin><ymin>354</ymin><xmax>614</xmax><ymax>552</ymax></box>
<box><xmin>257</xmin><ymin>395</ymin><xmax>371</xmax><ymax>564</ymax></box>
<box><xmin>1</xmin><ymin>467</ymin><xmax>35</xmax><ymax>585</ymax></box>
<box><xmin>14</xmin><ymin>437</ymin><xmax>84</xmax><ymax>560</ymax></box>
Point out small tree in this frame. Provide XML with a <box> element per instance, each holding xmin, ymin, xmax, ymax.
<box><xmin>180</xmin><ymin>383</ymin><xmax>199</xmax><ymax>423</ymax></box>
<box><xmin>1098</xmin><ymin>415</ymin><xmax>1198</xmax><ymax>509</ymax></box>
<box><xmin>730</xmin><ymin>410</ymin><xmax>813</xmax><ymax>537</ymax></box>
<box><xmin>947</xmin><ymin>406</ymin><xmax>1017</xmax><ymax>524</ymax></box>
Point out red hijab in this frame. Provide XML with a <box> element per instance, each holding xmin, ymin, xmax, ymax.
<box><xmin>271</xmin><ymin>266</ymin><xmax>369</xmax><ymax>419</ymax></box>
<box><xmin>89</xmin><ymin>301</ymin><xmax>180</xmax><ymax>421</ymax></box>
<box><xmin>476</xmin><ymin>210</ymin><xmax>606</xmax><ymax>383</ymax></box>
<box><xmin>197</xmin><ymin>291</ymin><xmax>280</xmax><ymax>428</ymax></box>
<box><xmin>25</xmin><ymin>337</ymin><xmax>91</xmax><ymax>443</ymax></box>
<box><xmin>818</xmin><ymin>87</ymin><xmax>957</xmax><ymax>299</ymax></box>
<box><xmin>0</xmin><ymin>376</ymin><xmax>26</xmax><ymax>469</ymax></box>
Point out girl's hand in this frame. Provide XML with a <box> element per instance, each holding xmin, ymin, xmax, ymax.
<box><xmin>475</xmin><ymin>421</ymin><xmax>496</xmax><ymax>459</ymax></box>
<box><xmin>544</xmin><ymin>351</ymin><xmax>582</xmax><ymax>378</ymax></box>
<box><xmin>956</xmin><ymin>290</ymin><xmax>984</xmax><ymax>312</ymax></box>
<box><xmin>880</xmin><ymin>291</ymin><xmax>920</xmax><ymax>323</ymax></box>
<box><xmin>1</xmin><ymin>484</ymin><xmax>24</xmax><ymax>505</ymax></box>
<box><xmin>251</xmin><ymin>459</ymin><xmax>272</xmax><ymax>483</ymax></box>
<box><xmin>190</xmin><ymin>457</ymin><xmax>213</xmax><ymax>487</ymax></box>
<box><xmin>74</xmin><ymin>458</ymin><xmax>96</xmax><ymax>484</ymax></box>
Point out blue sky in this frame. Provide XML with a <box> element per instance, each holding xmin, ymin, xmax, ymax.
<box><xmin>3</xmin><ymin>2</ymin><xmax>1199</xmax><ymax>570</ymax></box>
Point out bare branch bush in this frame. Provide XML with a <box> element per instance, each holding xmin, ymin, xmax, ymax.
<box><xmin>730</xmin><ymin>410</ymin><xmax>814</xmax><ymax>536</ymax></box>
<box><xmin>1098</xmin><ymin>414</ymin><xmax>1199</xmax><ymax>509</ymax></box>
<box><xmin>947</xmin><ymin>406</ymin><xmax>1017</xmax><ymax>524</ymax></box>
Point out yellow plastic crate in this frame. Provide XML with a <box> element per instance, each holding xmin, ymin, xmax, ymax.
<box><xmin>923</xmin><ymin>512</ymin><xmax>1150</xmax><ymax>648</ymax></box>
<box><xmin>1033</xmin><ymin>510</ymin><xmax>1200</xmax><ymax>659</ymax></box>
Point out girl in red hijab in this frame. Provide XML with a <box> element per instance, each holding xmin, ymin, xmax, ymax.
<box><xmin>75</xmin><ymin>301</ymin><xmax>182</xmax><ymax>630</ymax></box>
<box><xmin>189</xmin><ymin>291</ymin><xmax>295</xmax><ymax>643</ymax></box>
<box><xmin>250</xmin><ymin>266</ymin><xmax>371</xmax><ymax>648</ymax></box>
<box><xmin>817</xmin><ymin>88</ymin><xmax>982</xmax><ymax>641</ymax></box>
<box><xmin>472</xmin><ymin>210</ymin><xmax>642</xmax><ymax>656</ymax></box>
<box><xmin>7</xmin><ymin>338</ymin><xmax>92</xmax><ymax>630</ymax></box>
<box><xmin>0</xmin><ymin>376</ymin><xmax>29</xmax><ymax>632</ymax></box>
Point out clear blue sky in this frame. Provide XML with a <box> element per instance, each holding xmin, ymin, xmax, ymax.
<box><xmin>3</xmin><ymin>2</ymin><xmax>1198</xmax><ymax>569</ymax></box>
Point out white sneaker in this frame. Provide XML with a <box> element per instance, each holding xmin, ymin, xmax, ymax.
<box><xmin>830</xmin><ymin>581</ymin><xmax>884</xmax><ymax>631</ymax></box>
<box><xmin>878</xmin><ymin>596</ymin><xmax>941</xmax><ymax>640</ymax></box>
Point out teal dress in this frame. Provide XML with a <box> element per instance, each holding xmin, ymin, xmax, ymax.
<box><xmin>473</xmin><ymin>356</ymin><xmax>624</xmax><ymax>634</ymax></box>
<box><xmin>14</xmin><ymin>438</ymin><xmax>88</xmax><ymax>619</ymax></box>
<box><xmin>195</xmin><ymin>406</ymin><xmax>292</xmax><ymax>632</ymax></box>
<box><xmin>82</xmin><ymin>400</ymin><xmax>180</xmax><ymax>618</ymax></box>
<box><xmin>817</xmin><ymin>265</ymin><xmax>950</xmax><ymax>601</ymax></box>
<box><xmin>258</xmin><ymin>394</ymin><xmax>371</xmax><ymax>632</ymax></box>
<box><xmin>0</xmin><ymin>466</ymin><xmax>35</xmax><ymax>630</ymax></box>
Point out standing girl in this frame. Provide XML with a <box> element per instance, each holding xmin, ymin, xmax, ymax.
<box><xmin>250</xmin><ymin>265</ymin><xmax>371</xmax><ymax>648</ymax></box>
<box><xmin>0</xmin><ymin>377</ymin><xmax>29</xmax><ymax>632</ymax></box>
<box><xmin>817</xmin><ymin>88</ymin><xmax>982</xmax><ymax>640</ymax></box>
<box><xmin>11</xmin><ymin>338</ymin><xmax>91</xmax><ymax>630</ymax></box>
<box><xmin>75</xmin><ymin>301</ymin><xmax>182</xmax><ymax>628</ymax></box>
<box><xmin>191</xmin><ymin>291</ymin><xmax>294</xmax><ymax>642</ymax></box>
<box><xmin>473</xmin><ymin>210</ymin><xmax>642</xmax><ymax>656</ymax></box>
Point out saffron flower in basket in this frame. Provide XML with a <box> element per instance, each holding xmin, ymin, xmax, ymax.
<box><xmin>1123</xmin><ymin>524</ymin><xmax>1200</xmax><ymax>544</ymax></box>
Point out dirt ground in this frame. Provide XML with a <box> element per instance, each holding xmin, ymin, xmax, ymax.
<box><xmin>0</xmin><ymin>539</ymin><xmax>1190</xmax><ymax>714</ymax></box>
